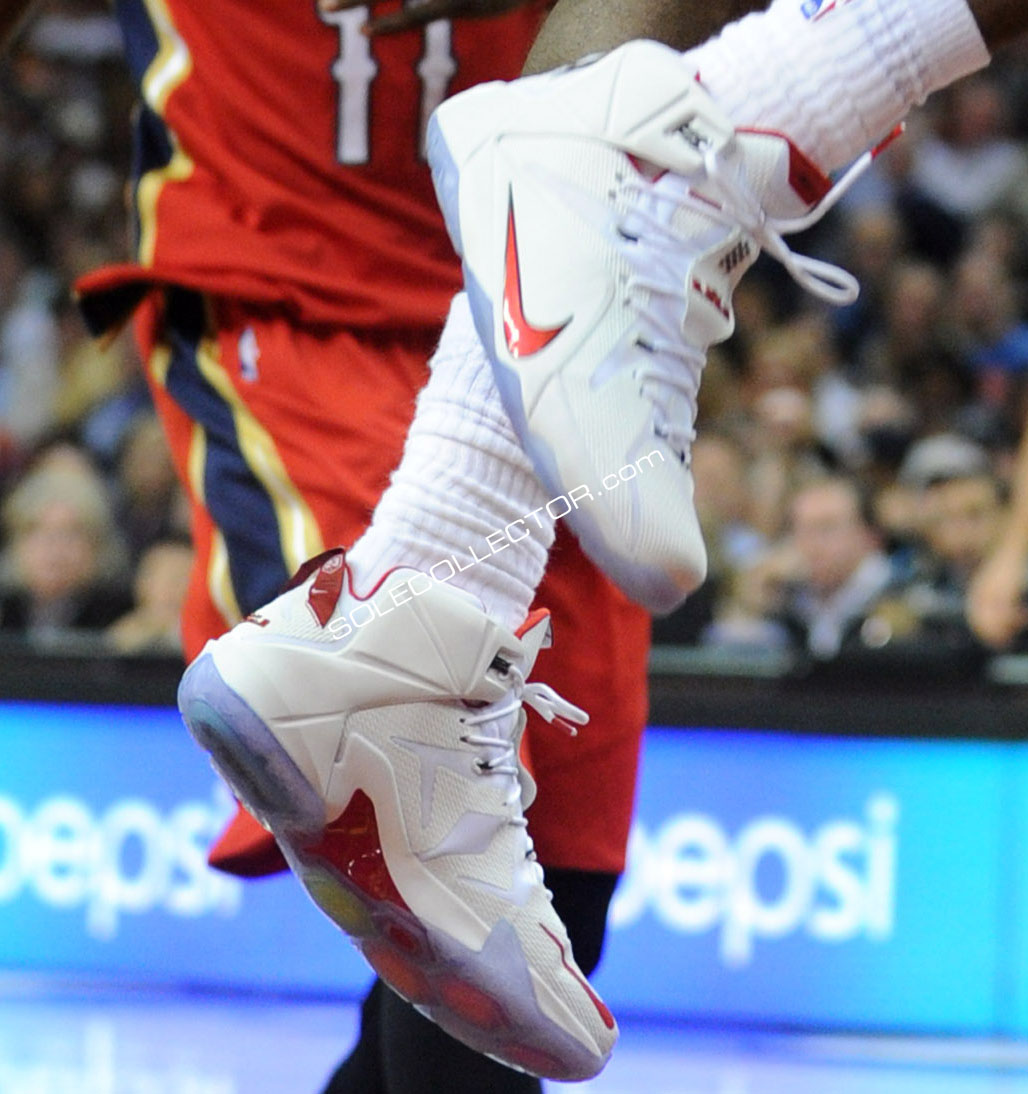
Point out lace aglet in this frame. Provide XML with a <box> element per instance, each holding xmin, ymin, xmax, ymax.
<box><xmin>553</xmin><ymin>716</ymin><xmax>579</xmax><ymax>737</ymax></box>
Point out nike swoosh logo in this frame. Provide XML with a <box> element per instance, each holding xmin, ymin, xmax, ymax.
<box><xmin>502</xmin><ymin>192</ymin><xmax>569</xmax><ymax>359</ymax></box>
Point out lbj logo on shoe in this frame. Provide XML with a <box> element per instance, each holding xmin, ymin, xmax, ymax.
<box><xmin>611</xmin><ymin>794</ymin><xmax>898</xmax><ymax>966</ymax></box>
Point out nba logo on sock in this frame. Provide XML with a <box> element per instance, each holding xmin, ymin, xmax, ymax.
<box><xmin>801</xmin><ymin>0</ymin><xmax>853</xmax><ymax>20</ymax></box>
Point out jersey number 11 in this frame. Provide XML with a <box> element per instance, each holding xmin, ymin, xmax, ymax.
<box><xmin>319</xmin><ymin>5</ymin><xmax>458</xmax><ymax>165</ymax></box>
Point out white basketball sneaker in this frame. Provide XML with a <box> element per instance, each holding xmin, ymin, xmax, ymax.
<box><xmin>429</xmin><ymin>39</ymin><xmax>883</xmax><ymax>613</ymax></box>
<box><xmin>177</xmin><ymin>550</ymin><xmax>614</xmax><ymax>1080</ymax></box>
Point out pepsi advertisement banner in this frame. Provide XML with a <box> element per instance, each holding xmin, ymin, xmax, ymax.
<box><xmin>0</xmin><ymin>701</ymin><xmax>371</xmax><ymax>994</ymax></box>
<box><xmin>597</xmin><ymin>730</ymin><xmax>1012</xmax><ymax>1032</ymax></box>
<box><xmin>0</xmin><ymin>698</ymin><xmax>1025</xmax><ymax>1033</ymax></box>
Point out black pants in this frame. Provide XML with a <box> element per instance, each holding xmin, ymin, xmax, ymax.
<box><xmin>320</xmin><ymin>868</ymin><xmax>618</xmax><ymax>1094</ymax></box>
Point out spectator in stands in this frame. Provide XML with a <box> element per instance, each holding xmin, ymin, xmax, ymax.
<box><xmin>945</xmin><ymin>250</ymin><xmax>1028</xmax><ymax>438</ymax></box>
<box><xmin>53</xmin><ymin>316</ymin><xmax>141</xmax><ymax>444</ymax></box>
<box><xmin>702</xmin><ymin>474</ymin><xmax>900</xmax><ymax>656</ymax></box>
<box><xmin>0</xmin><ymin>447</ymin><xmax>130</xmax><ymax>639</ymax></box>
<box><xmin>774</xmin><ymin>475</ymin><xmax>897</xmax><ymax>657</ymax></box>
<box><xmin>107</xmin><ymin>537</ymin><xmax>192</xmax><ymax>654</ymax></box>
<box><xmin>692</xmin><ymin>432</ymin><xmax>767</xmax><ymax>575</ymax></box>
<box><xmin>831</xmin><ymin>205</ymin><xmax>905</xmax><ymax>365</ymax></box>
<box><xmin>739</xmin><ymin>320</ymin><xmax>839</xmax><ymax>540</ymax></box>
<box><xmin>885</xmin><ymin>432</ymin><xmax>1010</xmax><ymax>647</ymax></box>
<box><xmin>859</xmin><ymin>261</ymin><xmax>973</xmax><ymax>434</ymax></box>
<box><xmin>854</xmin><ymin>383</ymin><xmax>919</xmax><ymax>486</ymax></box>
<box><xmin>910</xmin><ymin>75</ymin><xmax>1028</xmax><ymax>232</ymax></box>
<box><xmin>700</xmin><ymin>546</ymin><xmax>796</xmax><ymax>653</ymax></box>
<box><xmin>0</xmin><ymin>234</ymin><xmax>59</xmax><ymax>458</ymax></box>
<box><xmin>654</xmin><ymin>431</ymin><xmax>767</xmax><ymax>645</ymax></box>
<box><xmin>113</xmin><ymin>413</ymin><xmax>188</xmax><ymax>565</ymax></box>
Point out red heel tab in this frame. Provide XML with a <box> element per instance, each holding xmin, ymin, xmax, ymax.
<box><xmin>282</xmin><ymin>547</ymin><xmax>346</xmax><ymax>594</ymax></box>
<box><xmin>306</xmin><ymin>550</ymin><xmax>347</xmax><ymax>627</ymax></box>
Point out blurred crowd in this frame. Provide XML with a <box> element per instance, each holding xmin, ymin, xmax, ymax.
<box><xmin>656</xmin><ymin>45</ymin><xmax>1028</xmax><ymax>658</ymax></box>
<box><xmin>0</xmin><ymin>0</ymin><xmax>190</xmax><ymax>654</ymax></box>
<box><xmin>2</xmin><ymin>1</ymin><xmax>1028</xmax><ymax>663</ymax></box>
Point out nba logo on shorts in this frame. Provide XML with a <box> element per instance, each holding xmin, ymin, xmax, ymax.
<box><xmin>801</xmin><ymin>0</ymin><xmax>827</xmax><ymax>18</ymax></box>
<box><xmin>239</xmin><ymin>327</ymin><xmax>260</xmax><ymax>382</ymax></box>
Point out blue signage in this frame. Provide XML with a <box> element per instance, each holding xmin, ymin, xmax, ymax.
<box><xmin>595</xmin><ymin>729</ymin><xmax>1010</xmax><ymax>1033</ymax></box>
<box><xmin>0</xmin><ymin>700</ymin><xmax>372</xmax><ymax>994</ymax></box>
<box><xmin>0</xmin><ymin>698</ymin><xmax>1025</xmax><ymax>1034</ymax></box>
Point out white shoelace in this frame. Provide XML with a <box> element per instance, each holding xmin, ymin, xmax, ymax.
<box><xmin>702</xmin><ymin>142</ymin><xmax>877</xmax><ymax>305</ymax></box>
<box><xmin>460</xmin><ymin>666</ymin><xmax>588</xmax><ymax>884</ymax></box>
<box><xmin>618</xmin><ymin>131</ymin><xmax>895</xmax><ymax>459</ymax></box>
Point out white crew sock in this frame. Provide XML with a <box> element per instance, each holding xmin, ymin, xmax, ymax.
<box><xmin>688</xmin><ymin>0</ymin><xmax>990</xmax><ymax>173</ymax></box>
<box><xmin>346</xmin><ymin>293</ymin><xmax>552</xmax><ymax>632</ymax></box>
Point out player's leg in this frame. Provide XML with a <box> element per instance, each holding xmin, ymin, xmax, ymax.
<box><xmin>176</xmin><ymin>0</ymin><xmax>1013</xmax><ymax>1075</ymax></box>
<box><xmin>179</xmin><ymin>294</ymin><xmax>616</xmax><ymax>1081</ymax></box>
<box><xmin>140</xmin><ymin>290</ymin><xmax>569</xmax><ymax>1091</ymax></box>
<box><xmin>322</xmin><ymin>527</ymin><xmax>643</xmax><ymax>1094</ymax></box>
<box><xmin>523</xmin><ymin>0</ymin><xmax>765</xmax><ymax>73</ymax></box>
<box><xmin>428</xmin><ymin>0</ymin><xmax>993</xmax><ymax>613</ymax></box>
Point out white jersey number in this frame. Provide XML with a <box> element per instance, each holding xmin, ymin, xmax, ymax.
<box><xmin>319</xmin><ymin>4</ymin><xmax>458</xmax><ymax>165</ymax></box>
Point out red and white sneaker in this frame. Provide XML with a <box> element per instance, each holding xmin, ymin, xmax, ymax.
<box><xmin>429</xmin><ymin>40</ymin><xmax>882</xmax><ymax>613</ymax></box>
<box><xmin>177</xmin><ymin>550</ymin><xmax>614</xmax><ymax>1080</ymax></box>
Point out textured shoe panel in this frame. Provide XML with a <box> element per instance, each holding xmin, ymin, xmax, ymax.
<box><xmin>341</xmin><ymin>702</ymin><xmax>513</xmax><ymax>861</ymax></box>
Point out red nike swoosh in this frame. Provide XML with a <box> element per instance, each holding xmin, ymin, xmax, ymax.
<box><xmin>503</xmin><ymin>195</ymin><xmax>569</xmax><ymax>359</ymax></box>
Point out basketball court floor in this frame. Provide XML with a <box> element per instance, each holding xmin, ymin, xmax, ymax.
<box><xmin>5</xmin><ymin>986</ymin><xmax>1028</xmax><ymax>1093</ymax></box>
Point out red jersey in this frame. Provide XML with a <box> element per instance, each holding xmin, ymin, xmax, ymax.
<box><xmin>79</xmin><ymin>0</ymin><xmax>546</xmax><ymax>331</ymax></box>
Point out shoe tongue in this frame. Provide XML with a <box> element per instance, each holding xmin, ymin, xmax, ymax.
<box><xmin>735</xmin><ymin>129</ymin><xmax>832</xmax><ymax>220</ymax></box>
<box><xmin>626</xmin><ymin>153</ymin><xmax>668</xmax><ymax>183</ymax></box>
<box><xmin>515</xmin><ymin>609</ymin><xmax>553</xmax><ymax>673</ymax></box>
